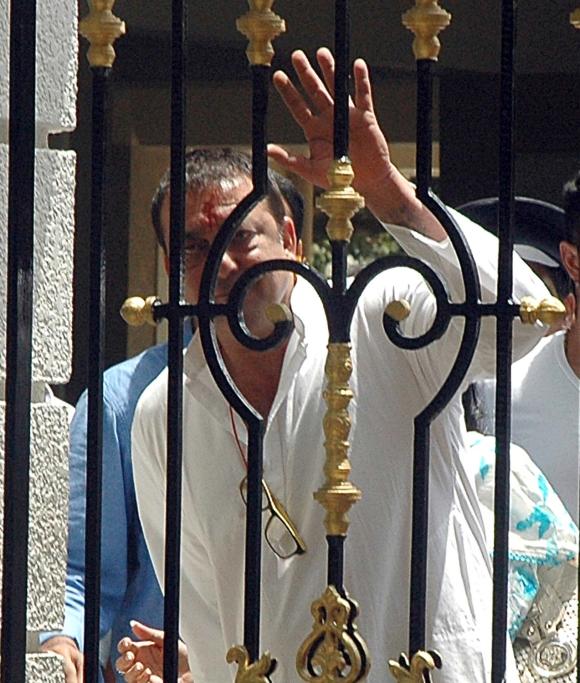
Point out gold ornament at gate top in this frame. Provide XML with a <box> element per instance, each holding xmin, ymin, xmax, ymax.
<box><xmin>79</xmin><ymin>0</ymin><xmax>126</xmax><ymax>68</ymax></box>
<box><xmin>236</xmin><ymin>0</ymin><xmax>286</xmax><ymax>66</ymax></box>
<box><xmin>402</xmin><ymin>0</ymin><xmax>451</xmax><ymax>62</ymax></box>
<box><xmin>226</xmin><ymin>645</ymin><xmax>277</xmax><ymax>683</ymax></box>
<box><xmin>388</xmin><ymin>651</ymin><xmax>442</xmax><ymax>682</ymax></box>
<box><xmin>120</xmin><ymin>296</ymin><xmax>159</xmax><ymax>327</ymax></box>
<box><xmin>314</xmin><ymin>343</ymin><xmax>362</xmax><ymax>537</ymax></box>
<box><xmin>317</xmin><ymin>159</ymin><xmax>365</xmax><ymax>243</ymax></box>
<box><xmin>519</xmin><ymin>296</ymin><xmax>566</xmax><ymax>326</ymax></box>
<box><xmin>297</xmin><ymin>585</ymin><xmax>370</xmax><ymax>683</ymax></box>
<box><xmin>571</xmin><ymin>8</ymin><xmax>580</xmax><ymax>29</ymax></box>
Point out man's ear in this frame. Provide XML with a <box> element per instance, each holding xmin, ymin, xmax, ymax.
<box><xmin>560</xmin><ymin>241</ymin><xmax>580</xmax><ymax>284</ymax></box>
<box><xmin>282</xmin><ymin>215</ymin><xmax>298</xmax><ymax>256</ymax></box>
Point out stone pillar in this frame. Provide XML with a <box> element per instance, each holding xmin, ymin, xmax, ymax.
<box><xmin>0</xmin><ymin>0</ymin><xmax>78</xmax><ymax>680</ymax></box>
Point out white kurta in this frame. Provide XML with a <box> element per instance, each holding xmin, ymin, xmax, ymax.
<box><xmin>133</xmin><ymin>211</ymin><xmax>547</xmax><ymax>683</ymax></box>
<box><xmin>478</xmin><ymin>331</ymin><xmax>580</xmax><ymax>522</ymax></box>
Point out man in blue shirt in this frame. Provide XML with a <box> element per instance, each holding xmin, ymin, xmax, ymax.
<box><xmin>40</xmin><ymin>160</ymin><xmax>303</xmax><ymax>683</ymax></box>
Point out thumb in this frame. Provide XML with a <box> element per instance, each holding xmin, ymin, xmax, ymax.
<box><xmin>130</xmin><ymin>620</ymin><xmax>165</xmax><ymax>645</ymax></box>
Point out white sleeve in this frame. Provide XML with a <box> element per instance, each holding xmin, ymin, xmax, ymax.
<box><xmin>132</xmin><ymin>376</ymin><xmax>230</xmax><ymax>683</ymax></box>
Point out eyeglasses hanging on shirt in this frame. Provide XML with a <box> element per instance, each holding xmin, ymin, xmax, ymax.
<box><xmin>230</xmin><ymin>407</ymin><xmax>307</xmax><ymax>560</ymax></box>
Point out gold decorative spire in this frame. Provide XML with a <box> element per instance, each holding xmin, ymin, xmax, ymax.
<box><xmin>571</xmin><ymin>8</ymin><xmax>580</xmax><ymax>29</ymax></box>
<box><xmin>120</xmin><ymin>296</ymin><xmax>159</xmax><ymax>327</ymax></box>
<box><xmin>402</xmin><ymin>0</ymin><xmax>451</xmax><ymax>61</ymax></box>
<box><xmin>317</xmin><ymin>159</ymin><xmax>365</xmax><ymax>243</ymax></box>
<box><xmin>236</xmin><ymin>0</ymin><xmax>286</xmax><ymax>66</ymax></box>
<box><xmin>227</xmin><ymin>646</ymin><xmax>276</xmax><ymax>683</ymax></box>
<box><xmin>519</xmin><ymin>296</ymin><xmax>567</xmax><ymax>326</ymax></box>
<box><xmin>79</xmin><ymin>1</ymin><xmax>126</xmax><ymax>69</ymax></box>
<box><xmin>314</xmin><ymin>343</ymin><xmax>362</xmax><ymax>536</ymax></box>
<box><xmin>388</xmin><ymin>651</ymin><xmax>442</xmax><ymax>682</ymax></box>
<box><xmin>296</xmin><ymin>586</ymin><xmax>370</xmax><ymax>683</ymax></box>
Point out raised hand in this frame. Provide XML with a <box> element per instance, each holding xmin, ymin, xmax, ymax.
<box><xmin>270</xmin><ymin>48</ymin><xmax>445</xmax><ymax>240</ymax></box>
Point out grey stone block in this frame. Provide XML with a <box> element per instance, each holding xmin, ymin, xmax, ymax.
<box><xmin>0</xmin><ymin>402</ymin><xmax>69</xmax><ymax>631</ymax></box>
<box><xmin>26</xmin><ymin>652</ymin><xmax>66</xmax><ymax>682</ymax></box>
<box><xmin>0</xmin><ymin>146</ymin><xmax>75</xmax><ymax>384</ymax></box>
<box><xmin>0</xmin><ymin>0</ymin><xmax>77</xmax><ymax>135</ymax></box>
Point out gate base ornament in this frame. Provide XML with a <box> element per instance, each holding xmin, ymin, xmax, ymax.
<box><xmin>297</xmin><ymin>585</ymin><xmax>370</xmax><ymax>683</ymax></box>
<box><xmin>388</xmin><ymin>651</ymin><xmax>442</xmax><ymax>682</ymax></box>
<box><xmin>227</xmin><ymin>645</ymin><xmax>277</xmax><ymax>683</ymax></box>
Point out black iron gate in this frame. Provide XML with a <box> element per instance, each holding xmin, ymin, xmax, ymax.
<box><xmin>2</xmin><ymin>1</ymin><xmax>578</xmax><ymax>682</ymax></box>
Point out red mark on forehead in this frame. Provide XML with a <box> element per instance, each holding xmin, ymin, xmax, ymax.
<box><xmin>198</xmin><ymin>193</ymin><xmax>237</xmax><ymax>231</ymax></box>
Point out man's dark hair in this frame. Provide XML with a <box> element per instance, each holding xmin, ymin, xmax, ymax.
<box><xmin>562</xmin><ymin>170</ymin><xmax>580</xmax><ymax>249</ymax></box>
<box><xmin>151</xmin><ymin>148</ymin><xmax>303</xmax><ymax>250</ymax></box>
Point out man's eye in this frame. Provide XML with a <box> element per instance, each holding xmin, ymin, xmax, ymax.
<box><xmin>185</xmin><ymin>239</ymin><xmax>210</xmax><ymax>254</ymax></box>
<box><xmin>232</xmin><ymin>229</ymin><xmax>255</xmax><ymax>245</ymax></box>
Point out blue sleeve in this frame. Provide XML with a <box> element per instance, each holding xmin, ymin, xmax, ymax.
<box><xmin>45</xmin><ymin>387</ymin><xmax>131</xmax><ymax>652</ymax></box>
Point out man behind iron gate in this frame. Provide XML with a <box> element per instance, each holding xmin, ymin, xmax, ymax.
<box><xmin>130</xmin><ymin>49</ymin><xmax>549</xmax><ymax>683</ymax></box>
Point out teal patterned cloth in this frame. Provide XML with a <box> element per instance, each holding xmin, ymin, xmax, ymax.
<box><xmin>467</xmin><ymin>432</ymin><xmax>578</xmax><ymax>640</ymax></box>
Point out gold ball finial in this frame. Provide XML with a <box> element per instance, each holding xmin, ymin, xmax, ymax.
<box><xmin>120</xmin><ymin>296</ymin><xmax>159</xmax><ymax>327</ymax></box>
<box><xmin>402</xmin><ymin>0</ymin><xmax>451</xmax><ymax>61</ymax></box>
<box><xmin>519</xmin><ymin>296</ymin><xmax>567</xmax><ymax>326</ymax></box>
<box><xmin>571</xmin><ymin>8</ymin><xmax>580</xmax><ymax>30</ymax></box>
<box><xmin>385</xmin><ymin>299</ymin><xmax>412</xmax><ymax>322</ymax></box>
<box><xmin>80</xmin><ymin>0</ymin><xmax>126</xmax><ymax>68</ymax></box>
<box><xmin>265</xmin><ymin>302</ymin><xmax>292</xmax><ymax>325</ymax></box>
<box><xmin>236</xmin><ymin>0</ymin><xmax>286</xmax><ymax>66</ymax></box>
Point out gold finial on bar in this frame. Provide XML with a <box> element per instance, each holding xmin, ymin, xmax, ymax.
<box><xmin>571</xmin><ymin>8</ymin><xmax>580</xmax><ymax>29</ymax></box>
<box><xmin>314</xmin><ymin>343</ymin><xmax>362</xmax><ymax>537</ymax></box>
<box><xmin>236</xmin><ymin>0</ymin><xmax>286</xmax><ymax>66</ymax></box>
<box><xmin>388</xmin><ymin>651</ymin><xmax>442</xmax><ymax>682</ymax></box>
<box><xmin>296</xmin><ymin>586</ymin><xmax>370</xmax><ymax>683</ymax></box>
<box><xmin>385</xmin><ymin>299</ymin><xmax>412</xmax><ymax>322</ymax></box>
<box><xmin>317</xmin><ymin>159</ymin><xmax>365</xmax><ymax>243</ymax></box>
<box><xmin>519</xmin><ymin>296</ymin><xmax>567</xmax><ymax>326</ymax></box>
<box><xmin>402</xmin><ymin>1</ymin><xmax>451</xmax><ymax>61</ymax></box>
<box><xmin>120</xmin><ymin>296</ymin><xmax>159</xmax><ymax>327</ymax></box>
<box><xmin>79</xmin><ymin>1</ymin><xmax>126</xmax><ymax>69</ymax></box>
<box><xmin>226</xmin><ymin>645</ymin><xmax>276</xmax><ymax>683</ymax></box>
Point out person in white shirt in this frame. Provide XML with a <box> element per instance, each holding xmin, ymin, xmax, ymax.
<box><xmin>460</xmin><ymin>191</ymin><xmax>580</xmax><ymax>522</ymax></box>
<box><xmin>121</xmin><ymin>49</ymin><xmax>549</xmax><ymax>683</ymax></box>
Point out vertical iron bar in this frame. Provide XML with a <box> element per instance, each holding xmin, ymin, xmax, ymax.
<box><xmin>409</xmin><ymin>49</ymin><xmax>436</xmax><ymax>658</ymax></box>
<box><xmin>244</xmin><ymin>424</ymin><xmax>265</xmax><ymax>660</ymax></box>
<box><xmin>242</xmin><ymin>60</ymin><xmax>270</xmax><ymax>665</ymax></box>
<box><xmin>409</xmin><ymin>425</ymin><xmax>429</xmax><ymax>654</ymax></box>
<box><xmin>330</xmin><ymin>242</ymin><xmax>348</xmax><ymax>296</ymax></box>
<box><xmin>163</xmin><ymin>0</ymin><xmax>186</xmax><ymax>680</ymax></box>
<box><xmin>83</xmin><ymin>66</ymin><xmax>109</xmax><ymax>683</ymax></box>
<box><xmin>1</xmin><ymin>2</ymin><xmax>36</xmax><ymax>681</ymax></box>
<box><xmin>333</xmin><ymin>0</ymin><xmax>350</xmax><ymax>159</ymax></box>
<box><xmin>327</xmin><ymin>536</ymin><xmax>345</xmax><ymax>588</ymax></box>
<box><xmin>415</xmin><ymin>60</ymin><xmax>433</xmax><ymax>200</ymax></box>
<box><xmin>252</xmin><ymin>67</ymin><xmax>269</xmax><ymax>195</ymax></box>
<box><xmin>492</xmin><ymin>2</ymin><xmax>516</xmax><ymax>681</ymax></box>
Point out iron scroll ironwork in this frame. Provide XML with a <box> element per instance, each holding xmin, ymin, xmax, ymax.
<box><xmin>120</xmin><ymin>2</ymin><xmax>568</xmax><ymax>683</ymax></box>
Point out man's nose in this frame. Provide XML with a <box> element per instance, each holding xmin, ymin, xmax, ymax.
<box><xmin>218</xmin><ymin>249</ymin><xmax>240</xmax><ymax>279</ymax></box>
